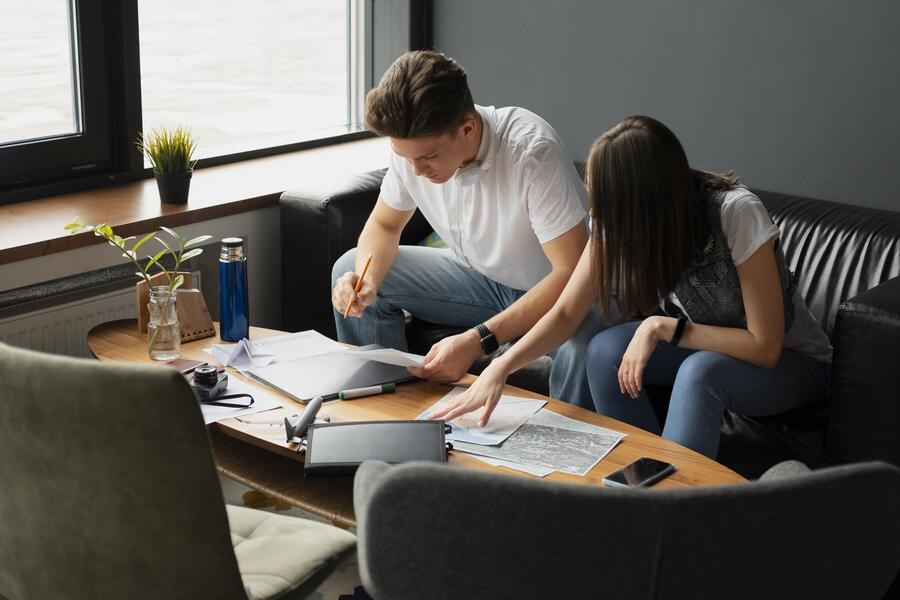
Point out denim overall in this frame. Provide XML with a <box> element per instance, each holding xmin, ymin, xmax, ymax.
<box><xmin>665</xmin><ymin>189</ymin><xmax>796</xmax><ymax>330</ymax></box>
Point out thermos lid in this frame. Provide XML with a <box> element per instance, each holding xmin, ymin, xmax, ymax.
<box><xmin>221</xmin><ymin>237</ymin><xmax>243</xmax><ymax>247</ymax></box>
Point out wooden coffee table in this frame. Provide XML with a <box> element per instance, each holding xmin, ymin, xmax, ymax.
<box><xmin>88</xmin><ymin>319</ymin><xmax>745</xmax><ymax>527</ymax></box>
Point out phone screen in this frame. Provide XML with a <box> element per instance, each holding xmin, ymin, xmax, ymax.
<box><xmin>604</xmin><ymin>457</ymin><xmax>675</xmax><ymax>488</ymax></box>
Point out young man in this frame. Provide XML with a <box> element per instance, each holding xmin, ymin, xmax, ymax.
<box><xmin>331</xmin><ymin>50</ymin><xmax>606</xmax><ymax>409</ymax></box>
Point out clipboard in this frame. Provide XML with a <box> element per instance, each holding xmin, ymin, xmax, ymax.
<box><xmin>304</xmin><ymin>420</ymin><xmax>448</xmax><ymax>474</ymax></box>
<box><xmin>246</xmin><ymin>344</ymin><xmax>417</xmax><ymax>403</ymax></box>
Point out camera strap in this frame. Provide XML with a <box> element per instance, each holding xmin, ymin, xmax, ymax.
<box><xmin>201</xmin><ymin>393</ymin><xmax>255</xmax><ymax>409</ymax></box>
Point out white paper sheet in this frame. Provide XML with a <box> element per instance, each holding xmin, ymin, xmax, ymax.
<box><xmin>199</xmin><ymin>374</ymin><xmax>282</xmax><ymax>425</ymax></box>
<box><xmin>251</xmin><ymin>330</ymin><xmax>346</xmax><ymax>362</ymax></box>
<box><xmin>466</xmin><ymin>453</ymin><xmax>554</xmax><ymax>477</ymax></box>
<box><xmin>416</xmin><ymin>386</ymin><xmax>546</xmax><ymax>446</ymax></box>
<box><xmin>340</xmin><ymin>347</ymin><xmax>426</xmax><ymax>368</ymax></box>
<box><xmin>205</xmin><ymin>330</ymin><xmax>348</xmax><ymax>372</ymax></box>
<box><xmin>206</xmin><ymin>339</ymin><xmax>276</xmax><ymax>371</ymax></box>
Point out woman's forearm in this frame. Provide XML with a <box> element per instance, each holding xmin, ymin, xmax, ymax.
<box><xmin>647</xmin><ymin>316</ymin><xmax>783</xmax><ymax>368</ymax></box>
<box><xmin>492</xmin><ymin>246</ymin><xmax>599</xmax><ymax>376</ymax></box>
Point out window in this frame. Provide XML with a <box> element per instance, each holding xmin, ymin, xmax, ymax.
<box><xmin>0</xmin><ymin>0</ymin><xmax>430</xmax><ymax>205</ymax></box>
<box><xmin>137</xmin><ymin>1</ymin><xmax>352</xmax><ymax>162</ymax></box>
<box><xmin>0</xmin><ymin>0</ymin><xmax>112</xmax><ymax>190</ymax></box>
<box><xmin>0</xmin><ymin>0</ymin><xmax>78</xmax><ymax>145</ymax></box>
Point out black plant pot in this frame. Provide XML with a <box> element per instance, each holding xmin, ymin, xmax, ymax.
<box><xmin>154</xmin><ymin>171</ymin><xmax>192</xmax><ymax>204</ymax></box>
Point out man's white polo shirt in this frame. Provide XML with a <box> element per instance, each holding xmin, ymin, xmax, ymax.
<box><xmin>379</xmin><ymin>105</ymin><xmax>588</xmax><ymax>291</ymax></box>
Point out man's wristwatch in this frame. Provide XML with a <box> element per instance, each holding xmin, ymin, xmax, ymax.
<box><xmin>475</xmin><ymin>323</ymin><xmax>499</xmax><ymax>355</ymax></box>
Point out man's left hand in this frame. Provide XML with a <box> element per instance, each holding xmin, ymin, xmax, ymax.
<box><xmin>408</xmin><ymin>329</ymin><xmax>484</xmax><ymax>383</ymax></box>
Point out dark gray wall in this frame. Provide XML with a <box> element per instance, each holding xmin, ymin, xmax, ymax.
<box><xmin>433</xmin><ymin>0</ymin><xmax>900</xmax><ymax>211</ymax></box>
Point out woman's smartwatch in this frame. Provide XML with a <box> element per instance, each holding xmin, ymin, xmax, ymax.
<box><xmin>670</xmin><ymin>316</ymin><xmax>688</xmax><ymax>346</ymax></box>
<box><xmin>475</xmin><ymin>323</ymin><xmax>499</xmax><ymax>355</ymax></box>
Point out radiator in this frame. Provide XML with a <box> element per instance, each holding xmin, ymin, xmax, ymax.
<box><xmin>0</xmin><ymin>287</ymin><xmax>137</xmax><ymax>358</ymax></box>
<box><xmin>0</xmin><ymin>271</ymin><xmax>202</xmax><ymax>358</ymax></box>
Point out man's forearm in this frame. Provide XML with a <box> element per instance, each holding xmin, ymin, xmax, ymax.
<box><xmin>355</xmin><ymin>220</ymin><xmax>402</xmax><ymax>287</ymax></box>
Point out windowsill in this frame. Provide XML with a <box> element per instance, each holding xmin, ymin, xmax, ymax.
<box><xmin>0</xmin><ymin>136</ymin><xmax>390</xmax><ymax>265</ymax></box>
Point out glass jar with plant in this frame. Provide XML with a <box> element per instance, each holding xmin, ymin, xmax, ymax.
<box><xmin>64</xmin><ymin>217</ymin><xmax>211</xmax><ymax>360</ymax></box>
<box><xmin>137</xmin><ymin>126</ymin><xmax>199</xmax><ymax>204</ymax></box>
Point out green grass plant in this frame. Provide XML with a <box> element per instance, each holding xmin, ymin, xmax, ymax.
<box><xmin>137</xmin><ymin>126</ymin><xmax>199</xmax><ymax>173</ymax></box>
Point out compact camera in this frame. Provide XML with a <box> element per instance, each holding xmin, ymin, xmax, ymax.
<box><xmin>190</xmin><ymin>365</ymin><xmax>229</xmax><ymax>401</ymax></box>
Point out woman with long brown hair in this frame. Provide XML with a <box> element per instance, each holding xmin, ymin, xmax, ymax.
<box><xmin>432</xmin><ymin>116</ymin><xmax>831</xmax><ymax>458</ymax></box>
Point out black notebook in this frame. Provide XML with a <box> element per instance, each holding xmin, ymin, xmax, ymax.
<box><xmin>246</xmin><ymin>344</ymin><xmax>416</xmax><ymax>402</ymax></box>
<box><xmin>304</xmin><ymin>420</ymin><xmax>448</xmax><ymax>474</ymax></box>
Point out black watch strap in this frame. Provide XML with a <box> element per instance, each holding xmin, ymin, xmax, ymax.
<box><xmin>670</xmin><ymin>316</ymin><xmax>688</xmax><ymax>346</ymax></box>
<box><xmin>475</xmin><ymin>323</ymin><xmax>499</xmax><ymax>355</ymax></box>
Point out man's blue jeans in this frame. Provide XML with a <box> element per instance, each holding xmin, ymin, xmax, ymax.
<box><xmin>585</xmin><ymin>321</ymin><xmax>831</xmax><ymax>458</ymax></box>
<box><xmin>332</xmin><ymin>246</ymin><xmax>607</xmax><ymax>409</ymax></box>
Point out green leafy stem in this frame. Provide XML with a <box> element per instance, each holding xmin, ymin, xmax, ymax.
<box><xmin>64</xmin><ymin>217</ymin><xmax>211</xmax><ymax>292</ymax></box>
<box><xmin>64</xmin><ymin>218</ymin><xmax>212</xmax><ymax>354</ymax></box>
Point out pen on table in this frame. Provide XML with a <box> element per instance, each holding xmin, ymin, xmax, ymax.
<box><xmin>338</xmin><ymin>383</ymin><xmax>396</xmax><ymax>400</ymax></box>
<box><xmin>343</xmin><ymin>253</ymin><xmax>373</xmax><ymax>319</ymax></box>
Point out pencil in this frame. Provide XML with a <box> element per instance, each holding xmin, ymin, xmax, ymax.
<box><xmin>343</xmin><ymin>253</ymin><xmax>373</xmax><ymax>319</ymax></box>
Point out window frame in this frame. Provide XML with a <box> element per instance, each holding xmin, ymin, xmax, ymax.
<box><xmin>0</xmin><ymin>0</ymin><xmax>113</xmax><ymax>190</ymax></box>
<box><xmin>0</xmin><ymin>0</ymin><xmax>432</xmax><ymax>207</ymax></box>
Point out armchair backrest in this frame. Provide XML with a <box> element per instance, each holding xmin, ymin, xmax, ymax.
<box><xmin>354</xmin><ymin>461</ymin><xmax>900</xmax><ymax>600</ymax></box>
<box><xmin>0</xmin><ymin>343</ymin><xmax>247</xmax><ymax>600</ymax></box>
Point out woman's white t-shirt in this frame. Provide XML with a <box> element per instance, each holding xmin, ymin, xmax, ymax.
<box><xmin>667</xmin><ymin>187</ymin><xmax>833</xmax><ymax>363</ymax></box>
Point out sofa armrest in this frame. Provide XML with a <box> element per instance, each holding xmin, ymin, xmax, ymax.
<box><xmin>279</xmin><ymin>169</ymin><xmax>433</xmax><ymax>337</ymax></box>
<box><xmin>280</xmin><ymin>169</ymin><xmax>385</xmax><ymax>336</ymax></box>
<box><xmin>826</xmin><ymin>275</ymin><xmax>900</xmax><ymax>466</ymax></box>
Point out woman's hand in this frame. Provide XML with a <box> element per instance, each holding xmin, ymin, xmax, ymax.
<box><xmin>429</xmin><ymin>360</ymin><xmax>511</xmax><ymax>427</ymax></box>
<box><xmin>618</xmin><ymin>317</ymin><xmax>663</xmax><ymax>398</ymax></box>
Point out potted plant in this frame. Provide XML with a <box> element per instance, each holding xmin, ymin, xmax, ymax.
<box><xmin>64</xmin><ymin>217</ymin><xmax>211</xmax><ymax>359</ymax></box>
<box><xmin>137</xmin><ymin>126</ymin><xmax>199</xmax><ymax>204</ymax></box>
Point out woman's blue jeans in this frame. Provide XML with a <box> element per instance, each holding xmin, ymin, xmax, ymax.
<box><xmin>585</xmin><ymin>321</ymin><xmax>830</xmax><ymax>458</ymax></box>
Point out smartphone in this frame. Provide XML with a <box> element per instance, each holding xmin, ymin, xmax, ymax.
<box><xmin>603</xmin><ymin>457</ymin><xmax>675</xmax><ymax>488</ymax></box>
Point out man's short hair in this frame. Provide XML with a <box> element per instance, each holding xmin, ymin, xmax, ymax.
<box><xmin>365</xmin><ymin>50</ymin><xmax>475</xmax><ymax>139</ymax></box>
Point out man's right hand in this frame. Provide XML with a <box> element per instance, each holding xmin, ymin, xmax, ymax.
<box><xmin>332</xmin><ymin>271</ymin><xmax>377</xmax><ymax>318</ymax></box>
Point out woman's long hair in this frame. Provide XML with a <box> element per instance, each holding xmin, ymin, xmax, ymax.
<box><xmin>587</xmin><ymin>116</ymin><xmax>739</xmax><ymax>318</ymax></box>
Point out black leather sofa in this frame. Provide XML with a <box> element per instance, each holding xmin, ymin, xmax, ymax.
<box><xmin>281</xmin><ymin>168</ymin><xmax>900</xmax><ymax>478</ymax></box>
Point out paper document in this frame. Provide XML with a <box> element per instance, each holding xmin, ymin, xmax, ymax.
<box><xmin>340</xmin><ymin>347</ymin><xmax>426</xmax><ymax>368</ymax></box>
<box><xmin>452</xmin><ymin>409</ymin><xmax>626</xmax><ymax>476</ymax></box>
<box><xmin>199</xmin><ymin>375</ymin><xmax>282</xmax><ymax>425</ymax></box>
<box><xmin>251</xmin><ymin>330</ymin><xmax>346</xmax><ymax>362</ymax></box>
<box><xmin>206</xmin><ymin>339</ymin><xmax>276</xmax><ymax>371</ymax></box>
<box><xmin>206</xmin><ymin>330</ymin><xmax>347</xmax><ymax>371</ymax></box>
<box><xmin>466</xmin><ymin>453</ymin><xmax>554</xmax><ymax>477</ymax></box>
<box><xmin>416</xmin><ymin>386</ymin><xmax>546</xmax><ymax>446</ymax></box>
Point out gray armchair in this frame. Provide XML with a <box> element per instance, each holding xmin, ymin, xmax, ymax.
<box><xmin>353</xmin><ymin>460</ymin><xmax>900</xmax><ymax>600</ymax></box>
<box><xmin>0</xmin><ymin>342</ymin><xmax>356</xmax><ymax>600</ymax></box>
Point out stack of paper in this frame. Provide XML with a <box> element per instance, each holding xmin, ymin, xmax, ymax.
<box><xmin>418</xmin><ymin>386</ymin><xmax>626</xmax><ymax>477</ymax></box>
<box><xmin>205</xmin><ymin>330</ymin><xmax>348</xmax><ymax>372</ymax></box>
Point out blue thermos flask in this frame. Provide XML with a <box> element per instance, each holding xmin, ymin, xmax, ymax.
<box><xmin>219</xmin><ymin>237</ymin><xmax>249</xmax><ymax>341</ymax></box>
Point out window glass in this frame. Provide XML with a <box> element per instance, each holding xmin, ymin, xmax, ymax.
<box><xmin>138</xmin><ymin>1</ymin><xmax>350</xmax><ymax>161</ymax></box>
<box><xmin>0</xmin><ymin>0</ymin><xmax>79</xmax><ymax>145</ymax></box>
